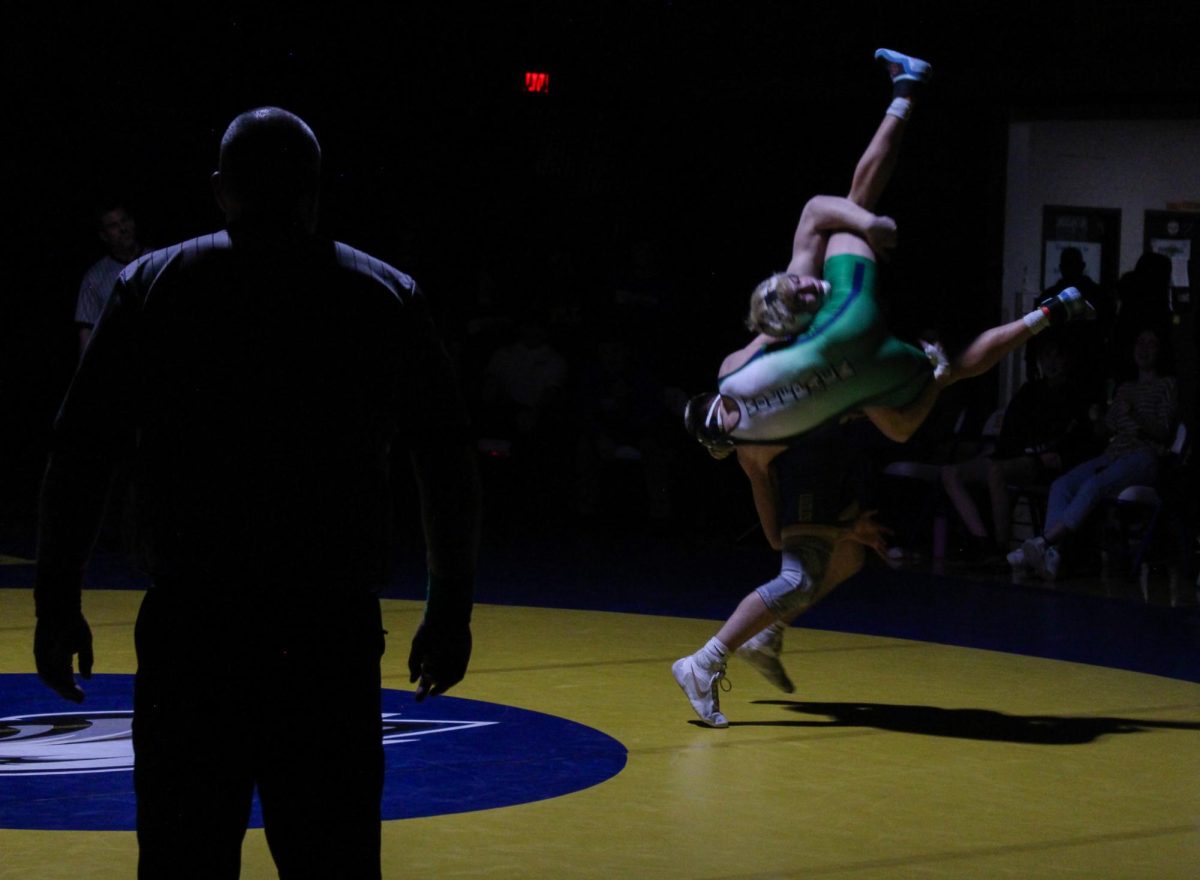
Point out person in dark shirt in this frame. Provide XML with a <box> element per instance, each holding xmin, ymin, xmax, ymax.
<box><xmin>33</xmin><ymin>107</ymin><xmax>480</xmax><ymax>879</ymax></box>
<box><xmin>1037</xmin><ymin>246</ymin><xmax>1114</xmax><ymax>403</ymax></box>
<box><xmin>1111</xmin><ymin>252</ymin><xmax>1173</xmax><ymax>380</ymax></box>
<box><xmin>940</xmin><ymin>337</ymin><xmax>1095</xmax><ymax>558</ymax></box>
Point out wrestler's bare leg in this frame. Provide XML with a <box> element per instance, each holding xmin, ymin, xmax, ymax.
<box><xmin>849</xmin><ymin>113</ymin><xmax>907</xmax><ymax>211</ymax></box>
<box><xmin>942</xmin><ymin>319</ymin><xmax>1035</xmax><ymax>385</ymax></box>
<box><xmin>863</xmin><ymin>301</ymin><xmax>1089</xmax><ymax>443</ymax></box>
<box><xmin>847</xmin><ymin>48</ymin><xmax>930</xmax><ymax>210</ymax></box>
<box><xmin>714</xmin><ymin>516</ymin><xmax>883</xmax><ymax>650</ymax></box>
<box><xmin>860</xmin><ymin>320</ymin><xmax>1033</xmax><ymax>443</ymax></box>
<box><xmin>791</xmin><ymin>54</ymin><xmax>922</xmax><ymax>274</ymax></box>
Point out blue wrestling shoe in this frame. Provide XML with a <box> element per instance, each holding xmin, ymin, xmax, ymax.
<box><xmin>1038</xmin><ymin>286</ymin><xmax>1096</xmax><ymax>325</ymax></box>
<box><xmin>875</xmin><ymin>48</ymin><xmax>932</xmax><ymax>96</ymax></box>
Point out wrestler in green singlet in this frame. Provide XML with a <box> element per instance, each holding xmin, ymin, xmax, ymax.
<box><xmin>717</xmin><ymin>254</ymin><xmax>932</xmax><ymax>444</ymax></box>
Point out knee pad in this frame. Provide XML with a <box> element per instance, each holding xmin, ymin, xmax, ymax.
<box><xmin>753</xmin><ymin>535</ymin><xmax>830</xmax><ymax>619</ymax></box>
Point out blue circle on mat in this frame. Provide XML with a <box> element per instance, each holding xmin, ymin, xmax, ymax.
<box><xmin>0</xmin><ymin>674</ymin><xmax>627</xmax><ymax>831</ymax></box>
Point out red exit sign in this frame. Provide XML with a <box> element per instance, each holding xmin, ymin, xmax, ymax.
<box><xmin>524</xmin><ymin>71</ymin><xmax>551</xmax><ymax>94</ymax></box>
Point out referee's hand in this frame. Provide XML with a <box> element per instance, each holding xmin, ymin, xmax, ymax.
<box><xmin>34</xmin><ymin>614</ymin><xmax>94</xmax><ymax>703</ymax></box>
<box><xmin>408</xmin><ymin>620</ymin><xmax>471</xmax><ymax>702</ymax></box>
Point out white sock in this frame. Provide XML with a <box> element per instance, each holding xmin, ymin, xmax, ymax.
<box><xmin>886</xmin><ymin>97</ymin><xmax>912</xmax><ymax>120</ymax></box>
<box><xmin>1023</xmin><ymin>306</ymin><xmax>1050</xmax><ymax>334</ymax></box>
<box><xmin>696</xmin><ymin>637</ymin><xmax>729</xmax><ymax>670</ymax></box>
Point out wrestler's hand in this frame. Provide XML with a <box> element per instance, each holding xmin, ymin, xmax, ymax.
<box><xmin>34</xmin><ymin>613</ymin><xmax>93</xmax><ymax>703</ymax></box>
<box><xmin>408</xmin><ymin>620</ymin><xmax>472</xmax><ymax>702</ymax></box>
<box><xmin>866</xmin><ymin>216</ymin><xmax>898</xmax><ymax>258</ymax></box>
<box><xmin>920</xmin><ymin>340</ymin><xmax>952</xmax><ymax>385</ymax></box>
<box><xmin>842</xmin><ymin>510</ymin><xmax>893</xmax><ymax>561</ymax></box>
<box><xmin>706</xmin><ymin>444</ymin><xmax>735</xmax><ymax>460</ymax></box>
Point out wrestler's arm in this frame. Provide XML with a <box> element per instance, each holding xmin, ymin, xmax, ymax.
<box><xmin>736</xmin><ymin>444</ymin><xmax>788</xmax><ymax>550</ymax></box>
<box><xmin>787</xmin><ymin>196</ymin><xmax>897</xmax><ymax>275</ymax></box>
<box><xmin>719</xmin><ymin>333</ymin><xmax>776</xmax><ymax>377</ymax></box>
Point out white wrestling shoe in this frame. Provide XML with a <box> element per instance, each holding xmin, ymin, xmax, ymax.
<box><xmin>672</xmin><ymin>655</ymin><xmax>729</xmax><ymax>728</ymax></box>
<box><xmin>735</xmin><ymin>625</ymin><xmax>796</xmax><ymax>694</ymax></box>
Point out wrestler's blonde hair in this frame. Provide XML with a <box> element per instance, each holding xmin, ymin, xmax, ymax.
<box><xmin>746</xmin><ymin>273</ymin><xmax>815</xmax><ymax>337</ymax></box>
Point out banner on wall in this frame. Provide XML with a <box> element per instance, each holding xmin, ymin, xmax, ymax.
<box><xmin>1144</xmin><ymin>210</ymin><xmax>1198</xmax><ymax>313</ymax></box>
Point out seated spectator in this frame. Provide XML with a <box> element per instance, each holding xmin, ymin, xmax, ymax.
<box><xmin>940</xmin><ymin>337</ymin><xmax>1095</xmax><ymax>560</ymax></box>
<box><xmin>574</xmin><ymin>334</ymin><xmax>676</xmax><ymax>520</ymax></box>
<box><xmin>1009</xmin><ymin>327</ymin><xmax>1179</xmax><ymax>580</ymax></box>
<box><xmin>1110</xmin><ymin>253</ymin><xmax>1172</xmax><ymax>381</ymax></box>
<box><xmin>480</xmin><ymin>309</ymin><xmax>568</xmax><ymax>456</ymax></box>
<box><xmin>608</xmin><ymin>236</ymin><xmax>677</xmax><ymax>369</ymax></box>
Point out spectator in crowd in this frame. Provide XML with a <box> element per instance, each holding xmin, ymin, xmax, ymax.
<box><xmin>1111</xmin><ymin>252</ymin><xmax>1173</xmax><ymax>380</ymax></box>
<box><xmin>1037</xmin><ymin>246</ymin><xmax>1115</xmax><ymax>402</ymax></box>
<box><xmin>940</xmin><ymin>336</ymin><xmax>1096</xmax><ymax>561</ymax></box>
<box><xmin>75</xmin><ymin>201</ymin><xmax>147</xmax><ymax>356</ymax></box>
<box><xmin>575</xmin><ymin>333</ymin><xmax>675</xmax><ymax>520</ymax></box>
<box><xmin>1009</xmin><ymin>327</ymin><xmax>1178</xmax><ymax>581</ymax></box>
<box><xmin>481</xmin><ymin>309</ymin><xmax>569</xmax><ymax>457</ymax></box>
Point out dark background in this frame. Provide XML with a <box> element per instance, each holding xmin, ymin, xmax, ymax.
<box><xmin>5</xmin><ymin>1</ymin><xmax>1199</xmax><ymax>528</ymax></box>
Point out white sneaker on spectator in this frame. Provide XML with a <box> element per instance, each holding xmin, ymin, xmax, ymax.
<box><xmin>1041</xmin><ymin>544</ymin><xmax>1062</xmax><ymax>581</ymax></box>
<box><xmin>1022</xmin><ymin>537</ymin><xmax>1055</xmax><ymax>580</ymax></box>
<box><xmin>1006</xmin><ymin>544</ymin><xmax>1030</xmax><ymax>571</ymax></box>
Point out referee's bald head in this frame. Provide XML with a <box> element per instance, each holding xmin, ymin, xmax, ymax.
<box><xmin>215</xmin><ymin>107</ymin><xmax>321</xmax><ymax>228</ymax></box>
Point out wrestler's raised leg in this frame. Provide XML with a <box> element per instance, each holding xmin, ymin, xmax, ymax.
<box><xmin>848</xmin><ymin>48</ymin><xmax>932</xmax><ymax>211</ymax></box>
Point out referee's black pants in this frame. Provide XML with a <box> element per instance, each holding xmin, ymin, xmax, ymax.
<box><xmin>132</xmin><ymin>584</ymin><xmax>385</xmax><ymax>879</ymax></box>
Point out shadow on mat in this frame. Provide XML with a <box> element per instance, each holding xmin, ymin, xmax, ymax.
<box><xmin>722</xmin><ymin>701</ymin><xmax>1200</xmax><ymax>745</ymax></box>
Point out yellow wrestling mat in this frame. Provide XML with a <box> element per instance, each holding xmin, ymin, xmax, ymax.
<box><xmin>2</xmin><ymin>589</ymin><xmax>1198</xmax><ymax>879</ymax></box>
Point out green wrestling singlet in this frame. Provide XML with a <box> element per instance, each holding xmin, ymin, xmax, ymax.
<box><xmin>718</xmin><ymin>254</ymin><xmax>932</xmax><ymax>443</ymax></box>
